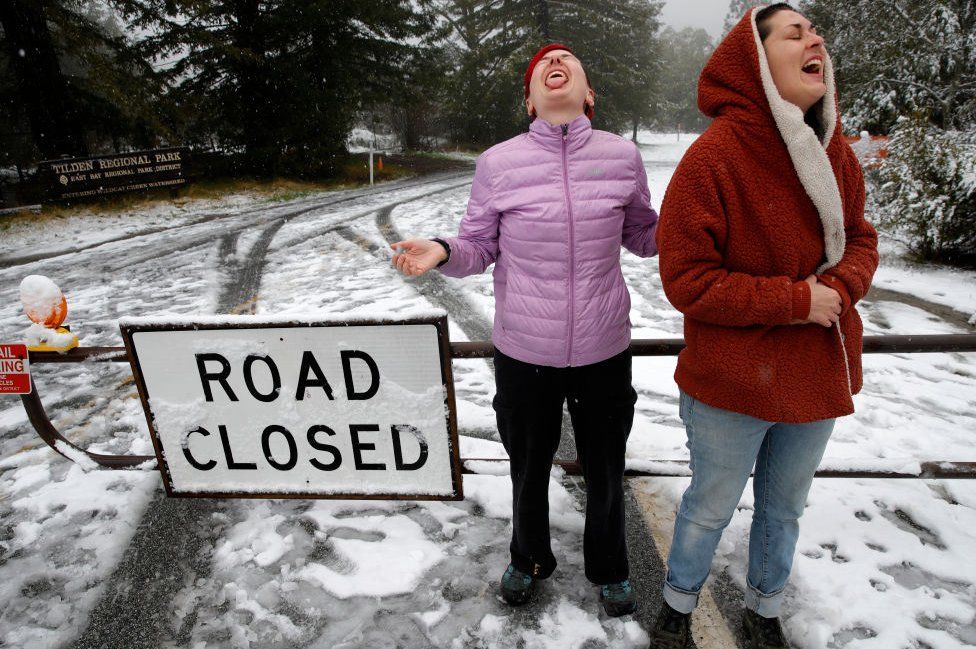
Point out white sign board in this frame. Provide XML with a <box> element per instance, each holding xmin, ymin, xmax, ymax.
<box><xmin>120</xmin><ymin>316</ymin><xmax>462</xmax><ymax>500</ymax></box>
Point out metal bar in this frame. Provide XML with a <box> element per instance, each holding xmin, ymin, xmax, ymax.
<box><xmin>451</xmin><ymin>334</ymin><xmax>976</xmax><ymax>358</ymax></box>
<box><xmin>861</xmin><ymin>334</ymin><xmax>976</xmax><ymax>353</ymax></box>
<box><xmin>461</xmin><ymin>458</ymin><xmax>976</xmax><ymax>480</ymax></box>
<box><xmin>26</xmin><ymin>334</ymin><xmax>976</xmax><ymax>364</ymax></box>
<box><xmin>0</xmin><ymin>204</ymin><xmax>42</xmax><ymax>216</ymax></box>
<box><xmin>20</xmin><ymin>333</ymin><xmax>976</xmax><ymax>475</ymax></box>
<box><xmin>29</xmin><ymin>346</ymin><xmax>129</xmax><ymax>363</ymax></box>
<box><xmin>20</xmin><ymin>387</ymin><xmax>154</xmax><ymax>469</ymax></box>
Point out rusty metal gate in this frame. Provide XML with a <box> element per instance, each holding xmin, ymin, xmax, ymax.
<box><xmin>19</xmin><ymin>333</ymin><xmax>976</xmax><ymax>481</ymax></box>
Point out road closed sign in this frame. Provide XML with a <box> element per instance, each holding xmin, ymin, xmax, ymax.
<box><xmin>0</xmin><ymin>344</ymin><xmax>31</xmax><ymax>394</ymax></box>
<box><xmin>120</xmin><ymin>314</ymin><xmax>462</xmax><ymax>500</ymax></box>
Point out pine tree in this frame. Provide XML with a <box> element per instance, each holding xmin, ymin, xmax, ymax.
<box><xmin>872</xmin><ymin>115</ymin><xmax>976</xmax><ymax>264</ymax></box>
<box><xmin>0</xmin><ymin>1</ymin><xmax>86</xmax><ymax>160</ymax></box>
<box><xmin>433</xmin><ymin>0</ymin><xmax>663</xmax><ymax>146</ymax></box>
<box><xmin>800</xmin><ymin>0</ymin><xmax>976</xmax><ymax>132</ymax></box>
<box><xmin>0</xmin><ymin>0</ymin><xmax>164</xmax><ymax>163</ymax></box>
<box><xmin>655</xmin><ymin>26</ymin><xmax>713</xmax><ymax>133</ymax></box>
<box><xmin>799</xmin><ymin>0</ymin><xmax>976</xmax><ymax>268</ymax></box>
<box><xmin>721</xmin><ymin>0</ymin><xmax>768</xmax><ymax>36</ymax></box>
<box><xmin>559</xmin><ymin>0</ymin><xmax>662</xmax><ymax>141</ymax></box>
<box><xmin>131</xmin><ymin>0</ymin><xmax>432</xmax><ymax>175</ymax></box>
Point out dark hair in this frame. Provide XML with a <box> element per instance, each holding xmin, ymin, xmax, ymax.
<box><xmin>755</xmin><ymin>3</ymin><xmax>795</xmax><ymax>41</ymax></box>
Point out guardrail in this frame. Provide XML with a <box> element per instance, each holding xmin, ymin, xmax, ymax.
<box><xmin>20</xmin><ymin>334</ymin><xmax>976</xmax><ymax>479</ymax></box>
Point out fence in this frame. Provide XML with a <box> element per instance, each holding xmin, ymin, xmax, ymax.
<box><xmin>19</xmin><ymin>333</ymin><xmax>976</xmax><ymax>481</ymax></box>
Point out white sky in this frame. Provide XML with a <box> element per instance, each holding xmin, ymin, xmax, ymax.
<box><xmin>660</xmin><ymin>0</ymin><xmax>732</xmax><ymax>38</ymax></box>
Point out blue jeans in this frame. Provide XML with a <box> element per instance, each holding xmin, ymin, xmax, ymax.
<box><xmin>663</xmin><ymin>391</ymin><xmax>833</xmax><ymax>618</ymax></box>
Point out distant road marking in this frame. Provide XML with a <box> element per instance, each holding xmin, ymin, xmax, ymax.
<box><xmin>229</xmin><ymin>295</ymin><xmax>260</xmax><ymax>314</ymax></box>
<box><xmin>632</xmin><ymin>481</ymin><xmax>739</xmax><ymax>648</ymax></box>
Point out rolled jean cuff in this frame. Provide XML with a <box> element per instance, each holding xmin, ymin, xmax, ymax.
<box><xmin>745</xmin><ymin>582</ymin><xmax>785</xmax><ymax>618</ymax></box>
<box><xmin>663</xmin><ymin>580</ymin><xmax>699</xmax><ymax>615</ymax></box>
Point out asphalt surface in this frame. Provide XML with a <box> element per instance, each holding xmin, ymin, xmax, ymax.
<box><xmin>22</xmin><ymin>169</ymin><xmax>961</xmax><ymax>648</ymax></box>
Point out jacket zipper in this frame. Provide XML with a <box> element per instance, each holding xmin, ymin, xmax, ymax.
<box><xmin>561</xmin><ymin>123</ymin><xmax>575</xmax><ymax>366</ymax></box>
<box><xmin>836</xmin><ymin>326</ymin><xmax>853</xmax><ymax>395</ymax></box>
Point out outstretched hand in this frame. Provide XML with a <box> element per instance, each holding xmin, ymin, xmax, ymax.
<box><xmin>390</xmin><ymin>238</ymin><xmax>448</xmax><ymax>277</ymax></box>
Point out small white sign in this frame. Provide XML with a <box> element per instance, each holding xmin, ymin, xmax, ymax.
<box><xmin>120</xmin><ymin>316</ymin><xmax>461</xmax><ymax>500</ymax></box>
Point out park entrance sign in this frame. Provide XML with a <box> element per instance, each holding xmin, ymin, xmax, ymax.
<box><xmin>38</xmin><ymin>147</ymin><xmax>188</xmax><ymax>200</ymax></box>
<box><xmin>119</xmin><ymin>314</ymin><xmax>462</xmax><ymax>500</ymax></box>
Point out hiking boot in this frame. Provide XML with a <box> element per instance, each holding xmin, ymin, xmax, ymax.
<box><xmin>599</xmin><ymin>579</ymin><xmax>637</xmax><ymax>617</ymax></box>
<box><xmin>742</xmin><ymin>608</ymin><xmax>790</xmax><ymax>648</ymax></box>
<box><xmin>649</xmin><ymin>601</ymin><xmax>691</xmax><ymax>648</ymax></box>
<box><xmin>499</xmin><ymin>564</ymin><xmax>536</xmax><ymax>605</ymax></box>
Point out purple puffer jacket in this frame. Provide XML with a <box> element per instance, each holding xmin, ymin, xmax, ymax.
<box><xmin>439</xmin><ymin>114</ymin><xmax>659</xmax><ymax>367</ymax></box>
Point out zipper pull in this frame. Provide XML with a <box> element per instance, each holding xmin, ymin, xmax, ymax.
<box><xmin>561</xmin><ymin>124</ymin><xmax>568</xmax><ymax>141</ymax></box>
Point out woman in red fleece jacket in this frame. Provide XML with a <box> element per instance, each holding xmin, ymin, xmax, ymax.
<box><xmin>650</xmin><ymin>5</ymin><xmax>878</xmax><ymax>648</ymax></box>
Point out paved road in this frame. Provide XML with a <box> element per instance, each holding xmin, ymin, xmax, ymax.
<box><xmin>6</xmin><ymin>167</ymin><xmax>966</xmax><ymax>649</ymax></box>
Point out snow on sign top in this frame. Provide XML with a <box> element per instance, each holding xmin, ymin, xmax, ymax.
<box><xmin>118</xmin><ymin>307</ymin><xmax>447</xmax><ymax>328</ymax></box>
<box><xmin>120</xmin><ymin>315</ymin><xmax>462</xmax><ymax>500</ymax></box>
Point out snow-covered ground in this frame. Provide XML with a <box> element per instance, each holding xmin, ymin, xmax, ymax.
<box><xmin>0</xmin><ymin>131</ymin><xmax>974</xmax><ymax>648</ymax></box>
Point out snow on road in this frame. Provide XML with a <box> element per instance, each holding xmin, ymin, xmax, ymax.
<box><xmin>0</xmin><ymin>133</ymin><xmax>974</xmax><ymax>648</ymax></box>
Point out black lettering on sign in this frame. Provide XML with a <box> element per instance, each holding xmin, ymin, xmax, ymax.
<box><xmin>182</xmin><ymin>427</ymin><xmax>217</xmax><ymax>470</ymax></box>
<box><xmin>295</xmin><ymin>351</ymin><xmax>335</xmax><ymax>400</ymax></box>
<box><xmin>392</xmin><ymin>425</ymin><xmax>428</xmax><ymax>471</ymax></box>
<box><xmin>243</xmin><ymin>354</ymin><xmax>281</xmax><ymax>402</ymax></box>
<box><xmin>195</xmin><ymin>353</ymin><xmax>238</xmax><ymax>402</ymax></box>
<box><xmin>218</xmin><ymin>424</ymin><xmax>257</xmax><ymax>469</ymax></box>
<box><xmin>261</xmin><ymin>425</ymin><xmax>298</xmax><ymax>471</ymax></box>
<box><xmin>308</xmin><ymin>425</ymin><xmax>342</xmax><ymax>471</ymax></box>
<box><xmin>350</xmin><ymin>424</ymin><xmax>385</xmax><ymax>470</ymax></box>
<box><xmin>340</xmin><ymin>350</ymin><xmax>380</xmax><ymax>400</ymax></box>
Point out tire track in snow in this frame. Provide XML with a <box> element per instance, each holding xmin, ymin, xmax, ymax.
<box><xmin>67</xmin><ymin>176</ymin><xmax>470</xmax><ymax>649</ymax></box>
<box><xmin>0</xmin><ymin>172</ymin><xmax>471</xmax><ymax>271</ymax></box>
<box><xmin>865</xmin><ymin>286</ymin><xmax>975</xmax><ymax>332</ymax></box>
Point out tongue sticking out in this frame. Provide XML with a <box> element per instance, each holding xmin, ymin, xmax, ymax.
<box><xmin>545</xmin><ymin>74</ymin><xmax>567</xmax><ymax>89</ymax></box>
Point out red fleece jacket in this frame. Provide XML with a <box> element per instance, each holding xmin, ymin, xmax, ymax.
<box><xmin>656</xmin><ymin>9</ymin><xmax>879</xmax><ymax>423</ymax></box>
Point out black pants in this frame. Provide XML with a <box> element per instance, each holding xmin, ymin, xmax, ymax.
<box><xmin>492</xmin><ymin>347</ymin><xmax>637</xmax><ymax>585</ymax></box>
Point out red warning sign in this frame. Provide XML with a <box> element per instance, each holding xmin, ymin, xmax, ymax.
<box><xmin>0</xmin><ymin>344</ymin><xmax>31</xmax><ymax>394</ymax></box>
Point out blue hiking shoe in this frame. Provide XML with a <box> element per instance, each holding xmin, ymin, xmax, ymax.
<box><xmin>500</xmin><ymin>564</ymin><xmax>536</xmax><ymax>605</ymax></box>
<box><xmin>600</xmin><ymin>579</ymin><xmax>637</xmax><ymax>617</ymax></box>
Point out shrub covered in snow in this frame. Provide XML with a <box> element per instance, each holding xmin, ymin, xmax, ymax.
<box><xmin>872</xmin><ymin>115</ymin><xmax>976</xmax><ymax>266</ymax></box>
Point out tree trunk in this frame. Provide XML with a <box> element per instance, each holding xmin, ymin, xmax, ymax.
<box><xmin>232</xmin><ymin>0</ymin><xmax>276</xmax><ymax>175</ymax></box>
<box><xmin>0</xmin><ymin>0</ymin><xmax>88</xmax><ymax>159</ymax></box>
<box><xmin>536</xmin><ymin>0</ymin><xmax>550</xmax><ymax>41</ymax></box>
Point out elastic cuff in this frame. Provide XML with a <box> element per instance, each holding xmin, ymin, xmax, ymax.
<box><xmin>512</xmin><ymin>560</ymin><xmax>555</xmax><ymax>580</ymax></box>
<box><xmin>817</xmin><ymin>273</ymin><xmax>852</xmax><ymax>314</ymax></box>
<box><xmin>431</xmin><ymin>238</ymin><xmax>451</xmax><ymax>267</ymax></box>
<box><xmin>745</xmin><ymin>582</ymin><xmax>785</xmax><ymax>618</ymax></box>
<box><xmin>663</xmin><ymin>580</ymin><xmax>699</xmax><ymax>614</ymax></box>
<box><xmin>790</xmin><ymin>280</ymin><xmax>811</xmax><ymax>321</ymax></box>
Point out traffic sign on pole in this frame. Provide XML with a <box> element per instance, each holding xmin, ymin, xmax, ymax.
<box><xmin>0</xmin><ymin>344</ymin><xmax>31</xmax><ymax>394</ymax></box>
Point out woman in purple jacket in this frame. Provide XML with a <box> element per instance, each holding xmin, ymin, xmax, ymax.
<box><xmin>391</xmin><ymin>44</ymin><xmax>658</xmax><ymax>617</ymax></box>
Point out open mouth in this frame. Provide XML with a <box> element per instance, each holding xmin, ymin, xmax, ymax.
<box><xmin>545</xmin><ymin>69</ymin><xmax>568</xmax><ymax>89</ymax></box>
<box><xmin>801</xmin><ymin>58</ymin><xmax>823</xmax><ymax>77</ymax></box>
